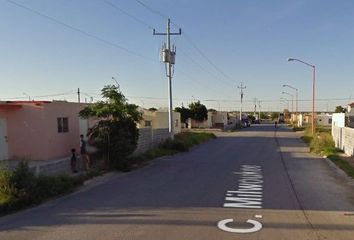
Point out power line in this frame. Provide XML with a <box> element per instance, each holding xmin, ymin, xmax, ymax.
<box><xmin>6</xmin><ymin>0</ymin><xmax>155</xmax><ymax>62</ymax></box>
<box><xmin>133</xmin><ymin>0</ymin><xmax>236</xmax><ymax>85</ymax></box>
<box><xmin>103</xmin><ymin>0</ymin><xmax>154</xmax><ymax>30</ymax></box>
<box><xmin>134</xmin><ymin>0</ymin><xmax>167</xmax><ymax>19</ymax></box>
<box><xmin>103</xmin><ymin>1</ymin><xmax>235</xmax><ymax>100</ymax></box>
<box><xmin>81</xmin><ymin>92</ymin><xmax>354</xmax><ymax>103</ymax></box>
<box><xmin>1</xmin><ymin>90</ymin><xmax>77</xmax><ymax>100</ymax></box>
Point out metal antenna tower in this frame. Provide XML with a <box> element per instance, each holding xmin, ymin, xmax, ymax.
<box><xmin>153</xmin><ymin>18</ymin><xmax>181</xmax><ymax>139</ymax></box>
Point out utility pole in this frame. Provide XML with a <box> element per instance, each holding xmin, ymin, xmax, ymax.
<box><xmin>153</xmin><ymin>18</ymin><xmax>181</xmax><ymax>140</ymax></box>
<box><xmin>254</xmin><ymin>97</ymin><xmax>257</xmax><ymax>120</ymax></box>
<box><xmin>258</xmin><ymin>100</ymin><xmax>261</xmax><ymax>120</ymax></box>
<box><xmin>77</xmin><ymin>88</ymin><xmax>80</xmax><ymax>103</ymax></box>
<box><xmin>238</xmin><ymin>83</ymin><xmax>246</xmax><ymax>123</ymax></box>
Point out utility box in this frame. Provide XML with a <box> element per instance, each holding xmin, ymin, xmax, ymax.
<box><xmin>161</xmin><ymin>48</ymin><xmax>171</xmax><ymax>63</ymax></box>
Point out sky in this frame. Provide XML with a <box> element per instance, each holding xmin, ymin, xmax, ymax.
<box><xmin>1</xmin><ymin>0</ymin><xmax>354</xmax><ymax>112</ymax></box>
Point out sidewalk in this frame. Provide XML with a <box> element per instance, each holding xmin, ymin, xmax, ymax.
<box><xmin>275</xmin><ymin>125</ymin><xmax>354</xmax><ymax>211</ymax></box>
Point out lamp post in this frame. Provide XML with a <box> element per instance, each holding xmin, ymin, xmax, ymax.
<box><xmin>282</xmin><ymin>91</ymin><xmax>294</xmax><ymax>113</ymax></box>
<box><xmin>287</xmin><ymin>58</ymin><xmax>316</xmax><ymax>135</ymax></box>
<box><xmin>280</xmin><ymin>97</ymin><xmax>289</xmax><ymax>110</ymax></box>
<box><xmin>283</xmin><ymin>84</ymin><xmax>298</xmax><ymax>114</ymax></box>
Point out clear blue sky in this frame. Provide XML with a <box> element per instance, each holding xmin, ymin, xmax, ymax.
<box><xmin>1</xmin><ymin>0</ymin><xmax>354</xmax><ymax>112</ymax></box>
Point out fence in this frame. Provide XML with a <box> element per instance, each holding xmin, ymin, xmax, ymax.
<box><xmin>332</xmin><ymin>126</ymin><xmax>354</xmax><ymax>156</ymax></box>
<box><xmin>133</xmin><ymin>128</ymin><xmax>170</xmax><ymax>155</ymax></box>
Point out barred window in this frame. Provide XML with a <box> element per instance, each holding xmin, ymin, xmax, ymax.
<box><xmin>57</xmin><ymin>117</ymin><xmax>69</xmax><ymax>133</ymax></box>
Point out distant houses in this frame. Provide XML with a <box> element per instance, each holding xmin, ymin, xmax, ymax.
<box><xmin>0</xmin><ymin>99</ymin><xmax>255</xmax><ymax>174</ymax></box>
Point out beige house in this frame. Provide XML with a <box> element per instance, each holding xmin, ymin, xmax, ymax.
<box><xmin>138</xmin><ymin>109</ymin><xmax>181</xmax><ymax>134</ymax></box>
<box><xmin>187</xmin><ymin>111</ymin><xmax>232</xmax><ymax>129</ymax></box>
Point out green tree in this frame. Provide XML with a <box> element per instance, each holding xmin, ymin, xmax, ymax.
<box><xmin>174</xmin><ymin>106</ymin><xmax>191</xmax><ymax>124</ymax></box>
<box><xmin>79</xmin><ymin>85</ymin><xmax>142</xmax><ymax>170</ymax></box>
<box><xmin>148</xmin><ymin>107</ymin><xmax>158</xmax><ymax>112</ymax></box>
<box><xmin>260</xmin><ymin>112</ymin><xmax>269</xmax><ymax>119</ymax></box>
<box><xmin>335</xmin><ymin>105</ymin><xmax>346</xmax><ymax>113</ymax></box>
<box><xmin>189</xmin><ymin>101</ymin><xmax>208</xmax><ymax>122</ymax></box>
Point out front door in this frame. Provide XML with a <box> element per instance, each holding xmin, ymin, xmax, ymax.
<box><xmin>0</xmin><ymin>118</ymin><xmax>8</xmax><ymax>160</ymax></box>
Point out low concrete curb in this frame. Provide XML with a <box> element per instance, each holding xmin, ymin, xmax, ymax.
<box><xmin>324</xmin><ymin>158</ymin><xmax>354</xmax><ymax>186</ymax></box>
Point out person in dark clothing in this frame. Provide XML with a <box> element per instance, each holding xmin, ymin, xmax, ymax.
<box><xmin>70</xmin><ymin>148</ymin><xmax>78</xmax><ymax>173</ymax></box>
<box><xmin>80</xmin><ymin>134</ymin><xmax>90</xmax><ymax>170</ymax></box>
<box><xmin>275</xmin><ymin>120</ymin><xmax>278</xmax><ymax>128</ymax></box>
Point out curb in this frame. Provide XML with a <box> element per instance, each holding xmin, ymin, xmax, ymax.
<box><xmin>324</xmin><ymin>158</ymin><xmax>354</xmax><ymax>186</ymax></box>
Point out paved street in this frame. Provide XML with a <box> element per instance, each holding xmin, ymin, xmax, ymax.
<box><xmin>1</xmin><ymin>124</ymin><xmax>354</xmax><ymax>240</ymax></box>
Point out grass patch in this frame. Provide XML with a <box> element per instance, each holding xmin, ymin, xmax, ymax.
<box><xmin>129</xmin><ymin>132</ymin><xmax>216</xmax><ymax>165</ymax></box>
<box><xmin>293</xmin><ymin>126</ymin><xmax>306</xmax><ymax>132</ymax></box>
<box><xmin>0</xmin><ymin>161</ymin><xmax>104</xmax><ymax>216</ymax></box>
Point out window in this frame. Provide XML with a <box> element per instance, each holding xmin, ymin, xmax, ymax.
<box><xmin>144</xmin><ymin>120</ymin><xmax>152</xmax><ymax>127</ymax></box>
<box><xmin>57</xmin><ymin>117</ymin><xmax>69</xmax><ymax>133</ymax></box>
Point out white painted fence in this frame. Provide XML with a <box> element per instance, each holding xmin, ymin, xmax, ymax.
<box><xmin>332</xmin><ymin>126</ymin><xmax>354</xmax><ymax>156</ymax></box>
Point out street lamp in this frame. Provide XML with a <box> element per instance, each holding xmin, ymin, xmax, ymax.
<box><xmin>280</xmin><ymin>97</ymin><xmax>289</xmax><ymax>110</ymax></box>
<box><xmin>287</xmin><ymin>58</ymin><xmax>316</xmax><ymax>135</ymax></box>
<box><xmin>282</xmin><ymin>91</ymin><xmax>294</xmax><ymax>113</ymax></box>
<box><xmin>283</xmin><ymin>84</ymin><xmax>298</xmax><ymax>114</ymax></box>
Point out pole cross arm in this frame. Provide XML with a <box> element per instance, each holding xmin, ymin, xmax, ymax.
<box><xmin>153</xmin><ymin>29</ymin><xmax>182</xmax><ymax>35</ymax></box>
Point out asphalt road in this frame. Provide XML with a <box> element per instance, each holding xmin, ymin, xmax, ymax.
<box><xmin>1</xmin><ymin>124</ymin><xmax>354</xmax><ymax>239</ymax></box>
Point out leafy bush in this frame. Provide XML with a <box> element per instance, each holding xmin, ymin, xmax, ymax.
<box><xmin>310</xmin><ymin>132</ymin><xmax>336</xmax><ymax>155</ymax></box>
<box><xmin>0</xmin><ymin>167</ymin><xmax>15</xmax><ymax>205</ymax></box>
<box><xmin>79</xmin><ymin>85</ymin><xmax>142</xmax><ymax>171</ymax></box>
<box><xmin>160</xmin><ymin>139</ymin><xmax>188</xmax><ymax>152</ymax></box>
<box><xmin>0</xmin><ymin>162</ymin><xmax>87</xmax><ymax>215</ymax></box>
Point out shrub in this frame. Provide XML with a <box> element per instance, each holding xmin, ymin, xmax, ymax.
<box><xmin>0</xmin><ymin>167</ymin><xmax>15</xmax><ymax>205</ymax></box>
<box><xmin>160</xmin><ymin>139</ymin><xmax>188</xmax><ymax>152</ymax></box>
<box><xmin>10</xmin><ymin>161</ymin><xmax>37</xmax><ymax>206</ymax></box>
<box><xmin>310</xmin><ymin>132</ymin><xmax>336</xmax><ymax>155</ymax></box>
<box><xmin>0</xmin><ymin>161</ymin><xmax>87</xmax><ymax>215</ymax></box>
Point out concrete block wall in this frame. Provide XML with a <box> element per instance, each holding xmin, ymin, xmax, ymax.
<box><xmin>134</xmin><ymin>128</ymin><xmax>170</xmax><ymax>155</ymax></box>
<box><xmin>343</xmin><ymin>127</ymin><xmax>354</xmax><ymax>156</ymax></box>
<box><xmin>134</xmin><ymin>128</ymin><xmax>153</xmax><ymax>154</ymax></box>
<box><xmin>332</xmin><ymin>126</ymin><xmax>354</xmax><ymax>156</ymax></box>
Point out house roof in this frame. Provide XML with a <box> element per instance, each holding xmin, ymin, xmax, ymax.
<box><xmin>349</xmin><ymin>102</ymin><xmax>354</xmax><ymax>107</ymax></box>
<box><xmin>6</xmin><ymin>101</ymin><xmax>51</xmax><ymax>104</ymax></box>
<box><xmin>0</xmin><ymin>101</ymin><xmax>52</xmax><ymax>110</ymax></box>
<box><xmin>0</xmin><ymin>103</ymin><xmax>22</xmax><ymax>110</ymax></box>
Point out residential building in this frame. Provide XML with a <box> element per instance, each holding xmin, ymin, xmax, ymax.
<box><xmin>0</xmin><ymin>101</ymin><xmax>89</xmax><ymax>161</ymax></box>
<box><xmin>138</xmin><ymin>109</ymin><xmax>181</xmax><ymax>134</ymax></box>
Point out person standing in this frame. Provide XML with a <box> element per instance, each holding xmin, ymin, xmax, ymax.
<box><xmin>70</xmin><ymin>148</ymin><xmax>78</xmax><ymax>173</ymax></box>
<box><xmin>80</xmin><ymin>134</ymin><xmax>90</xmax><ymax>170</ymax></box>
